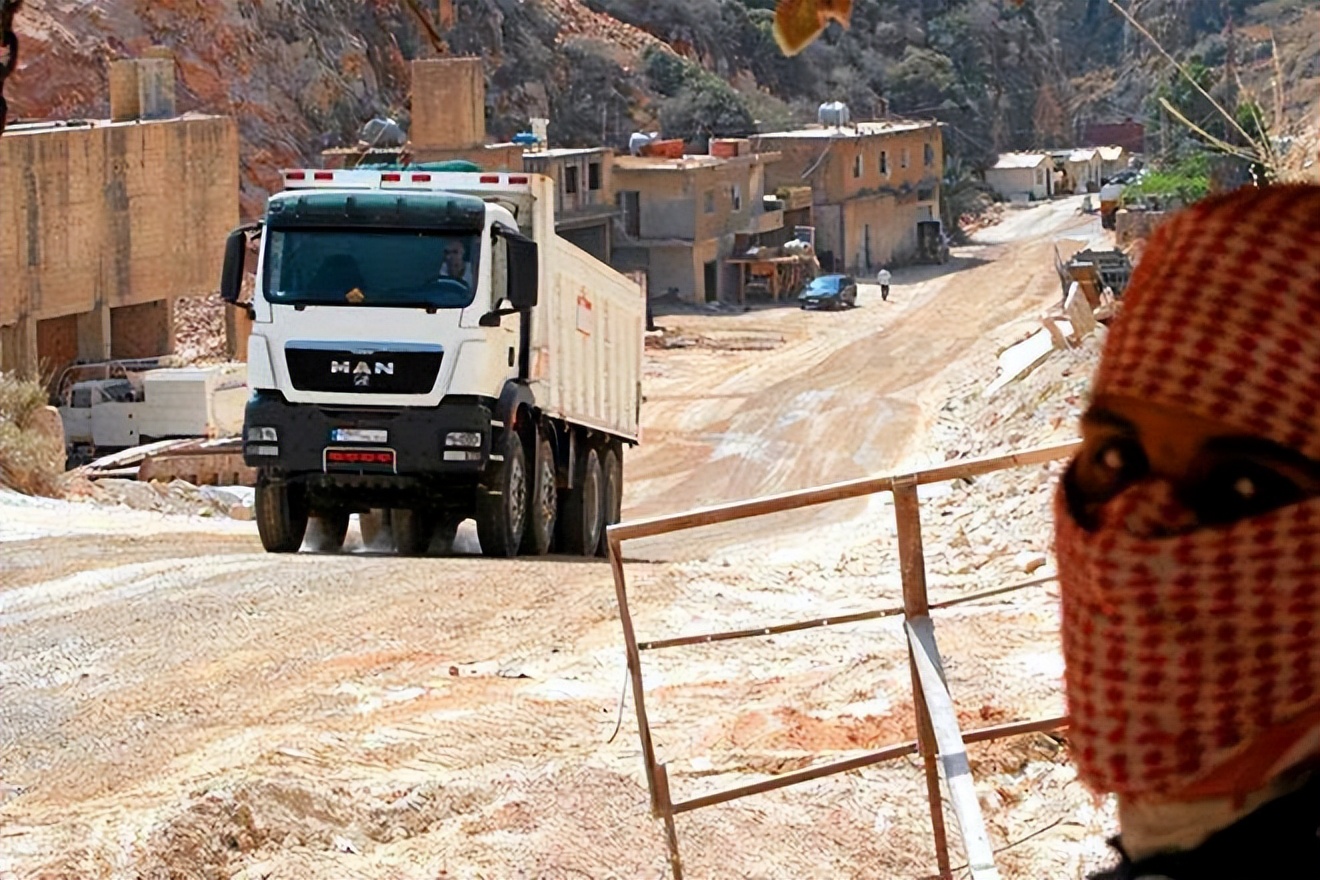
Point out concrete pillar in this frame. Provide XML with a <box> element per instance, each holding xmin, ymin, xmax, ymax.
<box><xmin>411</xmin><ymin>57</ymin><xmax>485</xmax><ymax>150</ymax></box>
<box><xmin>0</xmin><ymin>319</ymin><xmax>38</xmax><ymax>377</ymax></box>
<box><xmin>224</xmin><ymin>306</ymin><xmax>253</xmax><ymax>363</ymax></box>
<box><xmin>76</xmin><ymin>302</ymin><xmax>112</xmax><ymax>362</ymax></box>
<box><xmin>109</xmin><ymin>57</ymin><xmax>176</xmax><ymax>122</ymax></box>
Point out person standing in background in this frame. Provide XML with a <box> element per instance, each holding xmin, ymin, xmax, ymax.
<box><xmin>876</xmin><ymin>267</ymin><xmax>891</xmax><ymax>301</ymax></box>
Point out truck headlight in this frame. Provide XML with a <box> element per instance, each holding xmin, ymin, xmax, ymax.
<box><xmin>247</xmin><ymin>426</ymin><xmax>278</xmax><ymax>442</ymax></box>
<box><xmin>445</xmin><ymin>431</ymin><xmax>481</xmax><ymax>448</ymax></box>
<box><xmin>249</xmin><ymin>444</ymin><xmax>280</xmax><ymax>457</ymax></box>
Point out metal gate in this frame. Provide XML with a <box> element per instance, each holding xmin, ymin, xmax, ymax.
<box><xmin>606</xmin><ymin>441</ymin><xmax>1080</xmax><ymax>879</ymax></box>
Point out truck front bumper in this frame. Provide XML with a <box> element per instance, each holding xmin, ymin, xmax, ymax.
<box><xmin>242</xmin><ymin>392</ymin><xmax>493</xmax><ymax>478</ymax></box>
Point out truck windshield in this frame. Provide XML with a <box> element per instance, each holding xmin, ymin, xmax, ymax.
<box><xmin>262</xmin><ymin>229</ymin><xmax>482</xmax><ymax>308</ymax></box>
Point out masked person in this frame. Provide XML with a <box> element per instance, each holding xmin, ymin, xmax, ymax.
<box><xmin>1055</xmin><ymin>184</ymin><xmax>1320</xmax><ymax>879</ymax></box>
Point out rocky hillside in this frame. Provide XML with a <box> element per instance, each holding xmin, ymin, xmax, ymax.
<box><xmin>8</xmin><ymin>0</ymin><xmax>1317</xmax><ymax>218</ymax></box>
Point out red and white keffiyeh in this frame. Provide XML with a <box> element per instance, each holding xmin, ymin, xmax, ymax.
<box><xmin>1056</xmin><ymin>185</ymin><xmax>1320</xmax><ymax>801</ymax></box>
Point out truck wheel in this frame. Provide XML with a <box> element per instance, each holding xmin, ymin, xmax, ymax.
<box><xmin>477</xmin><ymin>430</ymin><xmax>528</xmax><ymax>558</ymax></box>
<box><xmin>560</xmin><ymin>446</ymin><xmax>604</xmax><ymax>556</ymax></box>
<box><xmin>596</xmin><ymin>446</ymin><xmax>623</xmax><ymax>558</ymax></box>
<box><xmin>255</xmin><ymin>477</ymin><xmax>309</xmax><ymax>554</ymax></box>
<box><xmin>521</xmin><ymin>434</ymin><xmax>557</xmax><ymax>556</ymax></box>
<box><xmin>309</xmin><ymin>509</ymin><xmax>350</xmax><ymax>553</ymax></box>
<box><xmin>392</xmin><ymin>508</ymin><xmax>435</xmax><ymax>557</ymax></box>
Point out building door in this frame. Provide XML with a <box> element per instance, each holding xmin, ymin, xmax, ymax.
<box><xmin>863</xmin><ymin>224</ymin><xmax>872</xmax><ymax>271</ymax></box>
<box><xmin>703</xmin><ymin>260</ymin><xmax>718</xmax><ymax>303</ymax></box>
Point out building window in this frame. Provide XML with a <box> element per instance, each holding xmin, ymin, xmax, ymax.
<box><xmin>853</xmin><ymin>155</ymin><xmax>862</xmax><ymax>178</ymax></box>
<box><xmin>901</xmin><ymin>147</ymin><xmax>909</xmax><ymax>169</ymax></box>
<box><xmin>588</xmin><ymin>162</ymin><xmax>601</xmax><ymax>191</ymax></box>
<box><xmin>880</xmin><ymin>150</ymin><xmax>888</xmax><ymax>176</ymax></box>
<box><xmin>704</xmin><ymin>189</ymin><xmax>715</xmax><ymax>213</ymax></box>
<box><xmin>924</xmin><ymin>143</ymin><xmax>934</xmax><ymax>167</ymax></box>
<box><xmin>565</xmin><ymin>166</ymin><xmax>579</xmax><ymax>194</ymax></box>
<box><xmin>732</xmin><ymin>183</ymin><xmax>742</xmax><ymax>212</ymax></box>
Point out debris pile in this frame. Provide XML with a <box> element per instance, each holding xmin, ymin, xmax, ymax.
<box><xmin>174</xmin><ymin>295</ymin><xmax>229</xmax><ymax>365</ymax></box>
<box><xmin>88</xmin><ymin>478</ymin><xmax>255</xmax><ymax>520</ymax></box>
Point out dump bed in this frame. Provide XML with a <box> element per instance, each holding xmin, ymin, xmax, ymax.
<box><xmin>531</xmin><ymin>236</ymin><xmax>644</xmax><ymax>442</ymax></box>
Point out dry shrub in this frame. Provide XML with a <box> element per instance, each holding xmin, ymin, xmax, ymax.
<box><xmin>0</xmin><ymin>372</ymin><xmax>66</xmax><ymax>497</ymax></box>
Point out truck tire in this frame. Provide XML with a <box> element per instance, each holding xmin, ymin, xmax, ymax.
<box><xmin>521</xmin><ymin>433</ymin><xmax>557</xmax><ymax>556</ymax></box>
<box><xmin>310</xmin><ymin>510</ymin><xmax>350</xmax><ymax>553</ymax></box>
<box><xmin>255</xmin><ymin>477</ymin><xmax>309</xmax><ymax>554</ymax></box>
<box><xmin>597</xmin><ymin>446</ymin><xmax>623</xmax><ymax>558</ymax></box>
<box><xmin>391</xmin><ymin>508</ymin><xmax>435</xmax><ymax>557</ymax></box>
<box><xmin>560</xmin><ymin>445</ymin><xmax>604</xmax><ymax>556</ymax></box>
<box><xmin>477</xmin><ymin>429</ymin><xmax>528</xmax><ymax>558</ymax></box>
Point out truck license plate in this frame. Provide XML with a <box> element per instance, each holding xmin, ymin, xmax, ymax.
<box><xmin>324</xmin><ymin>448</ymin><xmax>396</xmax><ymax>473</ymax></box>
<box><xmin>331</xmin><ymin>428</ymin><xmax>388</xmax><ymax>443</ymax></box>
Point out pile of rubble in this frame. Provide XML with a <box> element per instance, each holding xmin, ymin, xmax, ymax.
<box><xmin>174</xmin><ymin>295</ymin><xmax>229</xmax><ymax>365</ymax></box>
<box><xmin>86</xmin><ymin>478</ymin><xmax>255</xmax><ymax>520</ymax></box>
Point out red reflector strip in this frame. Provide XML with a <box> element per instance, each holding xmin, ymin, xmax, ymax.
<box><xmin>285</xmin><ymin>171</ymin><xmax>306</xmax><ymax>180</ymax></box>
<box><xmin>314</xmin><ymin>171</ymin><xmax>334</xmax><ymax>180</ymax></box>
<box><xmin>326</xmin><ymin>451</ymin><xmax>395</xmax><ymax>464</ymax></box>
<box><xmin>479</xmin><ymin>175</ymin><xmax>500</xmax><ymax>183</ymax></box>
<box><xmin>382</xmin><ymin>172</ymin><xmax>402</xmax><ymax>182</ymax></box>
<box><xmin>411</xmin><ymin>173</ymin><xmax>432</xmax><ymax>182</ymax></box>
<box><xmin>508</xmin><ymin>175</ymin><xmax>529</xmax><ymax>184</ymax></box>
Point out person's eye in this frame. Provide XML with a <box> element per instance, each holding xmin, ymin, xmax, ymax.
<box><xmin>1188</xmin><ymin>462</ymin><xmax>1308</xmax><ymax>525</ymax></box>
<box><xmin>1090</xmin><ymin>436</ymin><xmax>1148</xmax><ymax>488</ymax></box>
<box><xmin>1063</xmin><ymin>435</ymin><xmax>1148</xmax><ymax>530</ymax></box>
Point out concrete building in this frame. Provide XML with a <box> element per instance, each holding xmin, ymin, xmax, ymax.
<box><xmin>0</xmin><ymin>56</ymin><xmax>239</xmax><ymax>378</ymax></box>
<box><xmin>1067</xmin><ymin>148</ymin><xmax>1104</xmax><ymax>192</ymax></box>
<box><xmin>983</xmin><ymin>152</ymin><xmax>1053</xmax><ymax>202</ymax></box>
<box><xmin>610</xmin><ymin>140</ymin><xmax>783</xmax><ymax>303</ymax></box>
<box><xmin>1097</xmin><ymin>145</ymin><xmax>1128</xmax><ymax>180</ymax></box>
<box><xmin>522</xmin><ymin>147</ymin><xmax>616</xmax><ymax>263</ymax></box>
<box><xmin>753</xmin><ymin>119</ymin><xmax>943</xmax><ymax>273</ymax></box>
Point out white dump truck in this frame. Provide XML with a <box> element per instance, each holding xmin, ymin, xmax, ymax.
<box><xmin>219</xmin><ymin>168</ymin><xmax>645</xmax><ymax>557</ymax></box>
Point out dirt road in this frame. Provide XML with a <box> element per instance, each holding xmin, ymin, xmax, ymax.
<box><xmin>0</xmin><ymin>198</ymin><xmax>1116</xmax><ymax>879</ymax></box>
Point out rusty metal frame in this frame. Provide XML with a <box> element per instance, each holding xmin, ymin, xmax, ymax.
<box><xmin>606</xmin><ymin>441</ymin><xmax>1080</xmax><ymax>879</ymax></box>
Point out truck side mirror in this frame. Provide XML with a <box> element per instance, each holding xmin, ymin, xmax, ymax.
<box><xmin>506</xmin><ymin>235</ymin><xmax>539</xmax><ymax>310</ymax></box>
<box><xmin>220</xmin><ymin>222</ymin><xmax>261</xmax><ymax>307</ymax></box>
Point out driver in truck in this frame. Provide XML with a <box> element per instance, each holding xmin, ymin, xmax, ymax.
<box><xmin>438</xmin><ymin>239</ymin><xmax>474</xmax><ymax>288</ymax></box>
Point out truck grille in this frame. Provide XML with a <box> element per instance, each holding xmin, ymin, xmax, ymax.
<box><xmin>284</xmin><ymin>343</ymin><xmax>443</xmax><ymax>395</ymax></box>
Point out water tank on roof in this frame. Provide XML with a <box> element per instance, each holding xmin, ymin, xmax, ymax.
<box><xmin>358</xmin><ymin>116</ymin><xmax>407</xmax><ymax>148</ymax></box>
<box><xmin>818</xmin><ymin>102</ymin><xmax>850</xmax><ymax>128</ymax></box>
<box><xmin>512</xmin><ymin>132</ymin><xmax>539</xmax><ymax>146</ymax></box>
